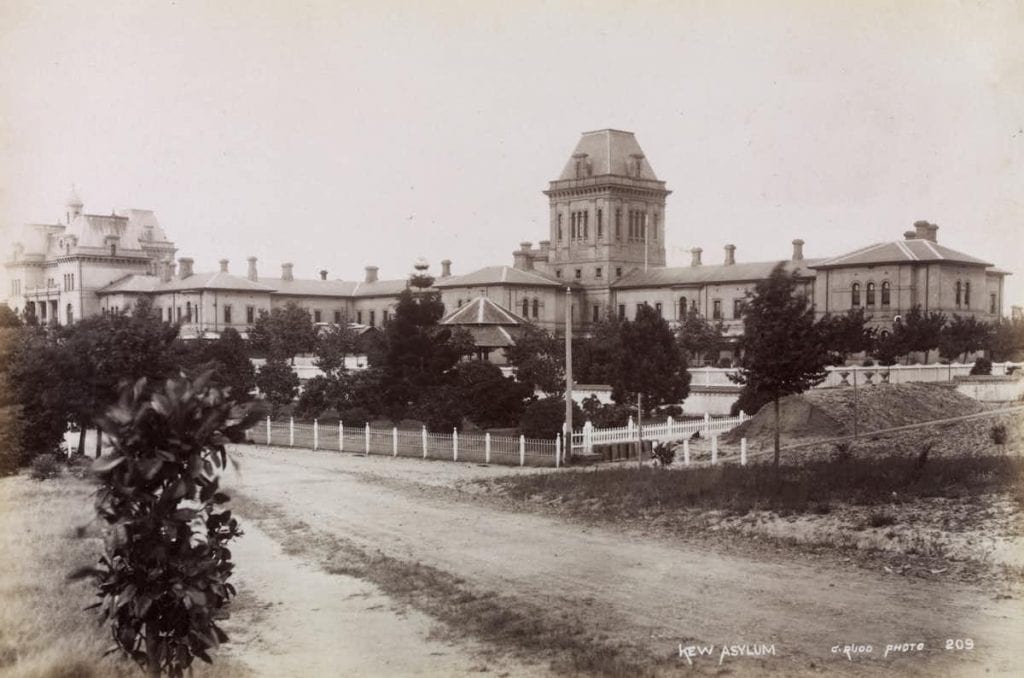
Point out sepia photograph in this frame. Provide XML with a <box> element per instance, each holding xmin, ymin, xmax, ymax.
<box><xmin>1</xmin><ymin>1</ymin><xmax>1022</xmax><ymax>676</ymax></box>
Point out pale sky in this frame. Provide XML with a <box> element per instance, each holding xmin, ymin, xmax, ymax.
<box><xmin>2</xmin><ymin>1</ymin><xmax>1022</xmax><ymax>305</ymax></box>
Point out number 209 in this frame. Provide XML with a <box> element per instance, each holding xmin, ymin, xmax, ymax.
<box><xmin>945</xmin><ymin>639</ymin><xmax>974</xmax><ymax>651</ymax></box>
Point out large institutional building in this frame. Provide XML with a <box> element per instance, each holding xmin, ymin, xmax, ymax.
<box><xmin>3</xmin><ymin>130</ymin><xmax>1010</xmax><ymax>363</ymax></box>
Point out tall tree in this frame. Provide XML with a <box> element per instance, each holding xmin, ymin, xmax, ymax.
<box><xmin>255</xmin><ymin>358</ymin><xmax>300</xmax><ymax>414</ymax></box>
<box><xmin>988</xmin><ymin>317</ymin><xmax>1024</xmax><ymax>362</ymax></box>
<box><xmin>817</xmin><ymin>308</ymin><xmax>876</xmax><ymax>364</ymax></box>
<box><xmin>186</xmin><ymin>327</ymin><xmax>256</xmax><ymax>400</ymax></box>
<box><xmin>504</xmin><ymin>324</ymin><xmax>564</xmax><ymax>395</ymax></box>
<box><xmin>938</xmin><ymin>315</ymin><xmax>992</xmax><ymax>363</ymax></box>
<box><xmin>314</xmin><ymin>322</ymin><xmax>359</xmax><ymax>377</ymax></box>
<box><xmin>676</xmin><ymin>306</ymin><xmax>725</xmax><ymax>365</ymax></box>
<box><xmin>612</xmin><ymin>304</ymin><xmax>691</xmax><ymax>413</ymax></box>
<box><xmin>899</xmin><ymin>305</ymin><xmax>947</xmax><ymax>364</ymax></box>
<box><xmin>731</xmin><ymin>263</ymin><xmax>830</xmax><ymax>467</ymax></box>
<box><xmin>248</xmin><ymin>302</ymin><xmax>318</xmax><ymax>364</ymax></box>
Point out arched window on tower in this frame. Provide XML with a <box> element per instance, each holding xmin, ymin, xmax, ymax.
<box><xmin>964</xmin><ymin>282</ymin><xmax>971</xmax><ymax>308</ymax></box>
<box><xmin>521</xmin><ymin>298</ymin><xmax>529</xmax><ymax>317</ymax></box>
<box><xmin>851</xmin><ymin>283</ymin><xmax>861</xmax><ymax>307</ymax></box>
<box><xmin>532</xmin><ymin>298</ymin><xmax>539</xmax><ymax>319</ymax></box>
<box><xmin>557</xmin><ymin>214</ymin><xmax>563</xmax><ymax>241</ymax></box>
<box><xmin>866</xmin><ymin>282</ymin><xmax>876</xmax><ymax>306</ymax></box>
<box><xmin>881</xmin><ymin>281</ymin><xmax>891</xmax><ymax>306</ymax></box>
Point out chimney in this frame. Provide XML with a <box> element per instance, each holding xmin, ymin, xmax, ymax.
<box><xmin>792</xmin><ymin>238</ymin><xmax>805</xmax><ymax>261</ymax></box>
<box><xmin>513</xmin><ymin>242</ymin><xmax>534</xmax><ymax>270</ymax></box>
<box><xmin>690</xmin><ymin>247</ymin><xmax>703</xmax><ymax>267</ymax></box>
<box><xmin>247</xmin><ymin>256</ymin><xmax>258</xmax><ymax>281</ymax></box>
<box><xmin>365</xmin><ymin>266</ymin><xmax>379</xmax><ymax>283</ymax></box>
<box><xmin>319</xmin><ymin>269</ymin><xmax>328</xmax><ymax>281</ymax></box>
<box><xmin>219</xmin><ymin>258</ymin><xmax>229</xmax><ymax>273</ymax></box>
<box><xmin>178</xmin><ymin>257</ymin><xmax>193</xmax><ymax>279</ymax></box>
<box><xmin>926</xmin><ymin>223</ymin><xmax>938</xmax><ymax>243</ymax></box>
<box><xmin>904</xmin><ymin>230</ymin><xmax>918</xmax><ymax>240</ymax></box>
<box><xmin>160</xmin><ymin>260</ymin><xmax>173</xmax><ymax>283</ymax></box>
<box><xmin>281</xmin><ymin>262</ymin><xmax>294</xmax><ymax>281</ymax></box>
<box><xmin>538</xmin><ymin>240</ymin><xmax>551</xmax><ymax>252</ymax></box>
<box><xmin>724</xmin><ymin>244</ymin><xmax>736</xmax><ymax>265</ymax></box>
<box><xmin>914</xmin><ymin>220</ymin><xmax>930</xmax><ymax>240</ymax></box>
<box><xmin>440</xmin><ymin>259</ymin><xmax>452</xmax><ymax>278</ymax></box>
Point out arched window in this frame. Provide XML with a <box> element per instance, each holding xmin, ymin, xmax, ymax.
<box><xmin>532</xmin><ymin>298</ymin><xmax>539</xmax><ymax>319</ymax></box>
<box><xmin>851</xmin><ymin>283</ymin><xmax>861</xmax><ymax>307</ymax></box>
<box><xmin>186</xmin><ymin>301</ymin><xmax>192</xmax><ymax>322</ymax></box>
<box><xmin>955</xmin><ymin>281</ymin><xmax>962</xmax><ymax>307</ymax></box>
<box><xmin>964</xmin><ymin>282</ymin><xmax>971</xmax><ymax>308</ymax></box>
<box><xmin>881</xmin><ymin>281</ymin><xmax>891</xmax><ymax>306</ymax></box>
<box><xmin>66</xmin><ymin>303</ymin><xmax>73</xmax><ymax>324</ymax></box>
<box><xmin>866</xmin><ymin>282</ymin><xmax>876</xmax><ymax>306</ymax></box>
<box><xmin>679</xmin><ymin>296</ymin><xmax>687</xmax><ymax>319</ymax></box>
<box><xmin>521</xmin><ymin>298</ymin><xmax>529</xmax><ymax>317</ymax></box>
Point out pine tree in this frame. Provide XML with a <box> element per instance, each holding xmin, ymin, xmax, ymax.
<box><xmin>732</xmin><ymin>263</ymin><xmax>830</xmax><ymax>467</ymax></box>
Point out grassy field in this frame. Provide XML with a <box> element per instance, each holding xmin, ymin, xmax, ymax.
<box><xmin>0</xmin><ymin>469</ymin><xmax>250</xmax><ymax>678</ymax></box>
<box><xmin>490</xmin><ymin>453</ymin><xmax>1024</xmax><ymax>516</ymax></box>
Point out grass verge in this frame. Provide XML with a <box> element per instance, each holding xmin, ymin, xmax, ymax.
<box><xmin>489</xmin><ymin>453</ymin><xmax>1024</xmax><ymax>516</ymax></box>
<box><xmin>229</xmin><ymin>492</ymin><xmax>673</xmax><ymax>677</ymax></box>
<box><xmin>0</xmin><ymin>470</ymin><xmax>250</xmax><ymax>678</ymax></box>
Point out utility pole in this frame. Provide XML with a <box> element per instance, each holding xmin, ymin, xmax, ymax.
<box><xmin>636</xmin><ymin>392</ymin><xmax>643</xmax><ymax>467</ymax></box>
<box><xmin>852</xmin><ymin>368</ymin><xmax>859</xmax><ymax>440</ymax></box>
<box><xmin>564</xmin><ymin>286</ymin><xmax>573</xmax><ymax>461</ymax></box>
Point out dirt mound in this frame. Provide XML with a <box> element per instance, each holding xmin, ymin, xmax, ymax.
<box><xmin>723</xmin><ymin>383</ymin><xmax>986</xmax><ymax>445</ymax></box>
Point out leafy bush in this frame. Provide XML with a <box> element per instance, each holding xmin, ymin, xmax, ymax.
<box><xmin>74</xmin><ymin>374</ymin><xmax>263</xmax><ymax>677</ymax></box>
<box><xmin>730</xmin><ymin>383</ymin><xmax>773</xmax><ymax>417</ymax></box>
<box><xmin>990</xmin><ymin>423</ymin><xmax>1007</xmax><ymax>446</ymax></box>
<box><xmin>717</xmin><ymin>357</ymin><xmax>732</xmax><ymax>368</ymax></box>
<box><xmin>519</xmin><ymin>397</ymin><xmax>583</xmax><ymax>439</ymax></box>
<box><xmin>862</xmin><ymin>359</ymin><xmax>875</xmax><ymax>367</ymax></box>
<box><xmin>580</xmin><ymin>395</ymin><xmax>632</xmax><ymax>428</ymax></box>
<box><xmin>29</xmin><ymin>453</ymin><xmax>62</xmax><ymax>480</ymax></box>
<box><xmin>970</xmin><ymin>357</ymin><xmax>993</xmax><ymax>376</ymax></box>
<box><xmin>651</xmin><ymin>441</ymin><xmax>675</xmax><ymax>467</ymax></box>
<box><xmin>338</xmin><ymin>407</ymin><xmax>373</xmax><ymax>427</ymax></box>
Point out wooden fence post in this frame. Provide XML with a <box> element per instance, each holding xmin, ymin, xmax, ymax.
<box><xmin>422</xmin><ymin>426</ymin><xmax>428</xmax><ymax>459</ymax></box>
<box><xmin>364</xmin><ymin>423</ymin><xmax>369</xmax><ymax>456</ymax></box>
<box><xmin>555</xmin><ymin>434</ymin><xmax>560</xmax><ymax>468</ymax></box>
<box><xmin>289</xmin><ymin>417</ymin><xmax>295</xmax><ymax>447</ymax></box>
<box><xmin>266</xmin><ymin>415</ymin><xmax>271</xmax><ymax>445</ymax></box>
<box><xmin>453</xmin><ymin>428</ymin><xmax>459</xmax><ymax>461</ymax></box>
<box><xmin>485</xmin><ymin>432</ymin><xmax>491</xmax><ymax>464</ymax></box>
<box><xmin>339</xmin><ymin>422</ymin><xmax>344</xmax><ymax>452</ymax></box>
<box><xmin>667</xmin><ymin>416</ymin><xmax>674</xmax><ymax>437</ymax></box>
<box><xmin>740</xmin><ymin>437</ymin><xmax>748</xmax><ymax>466</ymax></box>
<box><xmin>392</xmin><ymin>427</ymin><xmax>398</xmax><ymax>457</ymax></box>
<box><xmin>711</xmin><ymin>435</ymin><xmax>718</xmax><ymax>465</ymax></box>
<box><xmin>683</xmin><ymin>439</ymin><xmax>690</xmax><ymax>465</ymax></box>
<box><xmin>313</xmin><ymin>419</ymin><xmax>319</xmax><ymax>450</ymax></box>
<box><xmin>703</xmin><ymin>412</ymin><xmax>710</xmax><ymax>436</ymax></box>
<box><xmin>519</xmin><ymin>434</ymin><xmax>526</xmax><ymax>467</ymax></box>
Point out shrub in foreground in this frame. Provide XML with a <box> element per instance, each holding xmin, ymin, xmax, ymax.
<box><xmin>970</xmin><ymin>357</ymin><xmax>993</xmax><ymax>376</ymax></box>
<box><xmin>73</xmin><ymin>373</ymin><xmax>263</xmax><ymax>677</ymax></box>
<box><xmin>29</xmin><ymin>453</ymin><xmax>62</xmax><ymax>480</ymax></box>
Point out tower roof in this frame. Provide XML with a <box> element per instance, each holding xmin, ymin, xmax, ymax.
<box><xmin>557</xmin><ymin>129</ymin><xmax>659</xmax><ymax>180</ymax></box>
<box><xmin>66</xmin><ymin>186</ymin><xmax>83</xmax><ymax>208</ymax></box>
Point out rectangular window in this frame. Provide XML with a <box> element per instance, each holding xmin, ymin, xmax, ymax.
<box><xmin>655</xmin><ymin>302</ymin><xmax>663</xmax><ymax>318</ymax></box>
<box><xmin>334</xmin><ymin>310</ymin><xmax>342</xmax><ymax>324</ymax></box>
<box><xmin>990</xmin><ymin>293</ymin><xmax>997</xmax><ymax>314</ymax></box>
<box><xmin>357</xmin><ymin>310</ymin><xmax>363</xmax><ymax>324</ymax></box>
<box><xmin>40</xmin><ymin>303</ymin><xmax>47</xmax><ymax>320</ymax></box>
<box><xmin>176</xmin><ymin>307</ymin><xmax>182</xmax><ymax>321</ymax></box>
<box><xmin>615</xmin><ymin>209</ymin><xmax>622</xmax><ymax>240</ymax></box>
<box><xmin>733</xmin><ymin>299</ymin><xmax>744</xmax><ymax>318</ymax></box>
<box><xmin>224</xmin><ymin>305</ymin><xmax>232</xmax><ymax>324</ymax></box>
<box><xmin>595</xmin><ymin>267</ymin><xmax>603</xmax><ymax>279</ymax></box>
<box><xmin>597</xmin><ymin>209</ymin><xmax>603</xmax><ymax>238</ymax></box>
<box><xmin>615</xmin><ymin>267</ymin><xmax>622</xmax><ymax>279</ymax></box>
<box><xmin>618</xmin><ymin>304</ymin><xmax>626</xmax><ymax>320</ymax></box>
<box><xmin>574</xmin><ymin>269</ymin><xmax>582</xmax><ymax>280</ymax></box>
<box><xmin>383</xmin><ymin>310</ymin><xmax>389</xmax><ymax>323</ymax></box>
<box><xmin>713</xmin><ymin>300</ymin><xmax>722</xmax><ymax>320</ymax></box>
<box><xmin>369</xmin><ymin>310</ymin><xmax>376</xmax><ymax>327</ymax></box>
<box><xmin>70</xmin><ymin>274</ymin><xmax>75</xmax><ymax>291</ymax></box>
<box><xmin>314</xmin><ymin>309</ymin><xmax>322</xmax><ymax>323</ymax></box>
<box><xmin>246</xmin><ymin>306</ymin><xmax>255</xmax><ymax>324</ymax></box>
<box><xmin>636</xmin><ymin>303</ymin><xmax>644</xmax><ymax>318</ymax></box>
<box><xmin>556</xmin><ymin>269</ymin><xmax>562</xmax><ymax>279</ymax></box>
<box><xmin>557</xmin><ymin>213</ymin><xmax>563</xmax><ymax>241</ymax></box>
<box><xmin>592</xmin><ymin>304</ymin><xmax>600</xmax><ymax>323</ymax></box>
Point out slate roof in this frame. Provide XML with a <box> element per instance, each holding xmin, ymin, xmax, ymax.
<box><xmin>97</xmin><ymin>272</ymin><xmax>275</xmax><ymax>294</ymax></box>
<box><xmin>464</xmin><ymin>325</ymin><xmax>518</xmax><ymax>348</ymax></box>
<box><xmin>558</xmin><ymin>129</ymin><xmax>659</xmax><ymax>180</ymax></box>
<box><xmin>434</xmin><ymin>265</ymin><xmax>564</xmax><ymax>288</ymax></box>
<box><xmin>611</xmin><ymin>259</ymin><xmax>820</xmax><ymax>289</ymax></box>
<box><xmin>440</xmin><ymin>296</ymin><xmax>529</xmax><ymax>326</ymax></box>
<box><xmin>811</xmin><ymin>239</ymin><xmax>992</xmax><ymax>269</ymax></box>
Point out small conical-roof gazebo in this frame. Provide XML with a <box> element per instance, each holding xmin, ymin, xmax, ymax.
<box><xmin>440</xmin><ymin>296</ymin><xmax>528</xmax><ymax>363</ymax></box>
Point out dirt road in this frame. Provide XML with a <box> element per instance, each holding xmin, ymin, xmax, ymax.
<box><xmin>223</xmin><ymin>446</ymin><xmax>1024</xmax><ymax>677</ymax></box>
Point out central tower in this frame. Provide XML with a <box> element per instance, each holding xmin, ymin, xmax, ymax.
<box><xmin>540</xmin><ymin>129</ymin><xmax>670</xmax><ymax>322</ymax></box>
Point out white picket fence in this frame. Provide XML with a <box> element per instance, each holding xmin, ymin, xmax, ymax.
<box><xmin>257</xmin><ymin>417</ymin><xmax>565</xmax><ymax>467</ymax></box>
<box><xmin>570</xmin><ymin>412</ymin><xmax>747</xmax><ymax>454</ymax></box>
<box><xmin>687</xmin><ymin>361</ymin><xmax>1023</xmax><ymax>389</ymax></box>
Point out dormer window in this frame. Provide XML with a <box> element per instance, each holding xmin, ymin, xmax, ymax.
<box><xmin>573</xmin><ymin>153</ymin><xmax>592</xmax><ymax>179</ymax></box>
